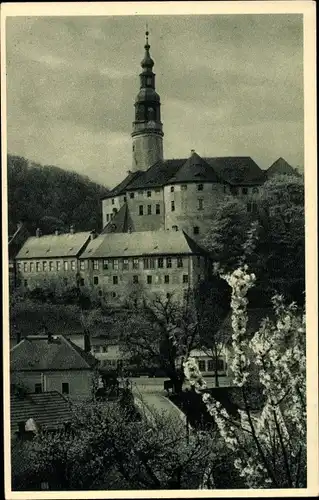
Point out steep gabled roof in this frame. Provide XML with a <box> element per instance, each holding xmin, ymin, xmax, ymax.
<box><xmin>169</xmin><ymin>152</ymin><xmax>220</xmax><ymax>184</ymax></box>
<box><xmin>16</xmin><ymin>232</ymin><xmax>91</xmax><ymax>259</ymax></box>
<box><xmin>127</xmin><ymin>159</ymin><xmax>185</xmax><ymax>190</ymax></box>
<box><xmin>102</xmin><ymin>170</ymin><xmax>144</xmax><ymax>199</ymax></box>
<box><xmin>204</xmin><ymin>157</ymin><xmax>266</xmax><ymax>185</ymax></box>
<box><xmin>10</xmin><ymin>335</ymin><xmax>97</xmax><ymax>371</ymax></box>
<box><xmin>101</xmin><ymin>203</ymin><xmax>135</xmax><ymax>234</ymax></box>
<box><xmin>80</xmin><ymin>230</ymin><xmax>206</xmax><ymax>259</ymax></box>
<box><xmin>267</xmin><ymin>157</ymin><xmax>298</xmax><ymax>177</ymax></box>
<box><xmin>10</xmin><ymin>391</ymin><xmax>73</xmax><ymax>433</ymax></box>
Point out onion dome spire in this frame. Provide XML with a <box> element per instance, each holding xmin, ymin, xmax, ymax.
<box><xmin>141</xmin><ymin>29</ymin><xmax>154</xmax><ymax>71</ymax></box>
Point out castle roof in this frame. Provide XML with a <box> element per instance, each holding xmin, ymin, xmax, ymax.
<box><xmin>15</xmin><ymin>231</ymin><xmax>92</xmax><ymax>259</ymax></box>
<box><xmin>103</xmin><ymin>153</ymin><xmax>265</xmax><ymax>198</ymax></box>
<box><xmin>101</xmin><ymin>203</ymin><xmax>135</xmax><ymax>234</ymax></box>
<box><xmin>80</xmin><ymin>230</ymin><xmax>205</xmax><ymax>259</ymax></box>
<box><xmin>10</xmin><ymin>335</ymin><xmax>97</xmax><ymax>371</ymax></box>
<box><xmin>267</xmin><ymin>157</ymin><xmax>298</xmax><ymax>177</ymax></box>
<box><xmin>10</xmin><ymin>391</ymin><xmax>73</xmax><ymax>433</ymax></box>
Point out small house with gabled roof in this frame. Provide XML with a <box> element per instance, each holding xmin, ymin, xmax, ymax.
<box><xmin>10</xmin><ymin>334</ymin><xmax>98</xmax><ymax>400</ymax></box>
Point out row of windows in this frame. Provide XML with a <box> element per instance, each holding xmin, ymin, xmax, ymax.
<box><xmin>111</xmin><ymin>188</ymin><xmax>162</xmax><ymax>204</ymax></box>
<box><xmin>197</xmin><ymin>358</ymin><xmax>226</xmax><ymax>372</ymax></box>
<box><xmin>92</xmin><ymin>256</ymin><xmax>185</xmax><ymax>271</ymax></box>
<box><xmin>91</xmin><ymin>274</ymin><xmax>189</xmax><ymax>286</ymax></box>
<box><xmin>18</xmin><ymin>260</ymin><xmax>76</xmax><ymax>273</ymax></box>
<box><xmin>138</xmin><ymin>204</ymin><xmax>161</xmax><ymax>215</ymax></box>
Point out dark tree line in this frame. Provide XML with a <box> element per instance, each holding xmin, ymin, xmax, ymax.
<box><xmin>7</xmin><ymin>154</ymin><xmax>109</xmax><ymax>236</ymax></box>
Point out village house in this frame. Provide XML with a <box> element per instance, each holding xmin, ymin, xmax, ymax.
<box><xmin>10</xmin><ymin>333</ymin><xmax>98</xmax><ymax>400</ymax></box>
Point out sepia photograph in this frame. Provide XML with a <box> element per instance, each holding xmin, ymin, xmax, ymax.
<box><xmin>1</xmin><ymin>1</ymin><xmax>317</xmax><ymax>498</ymax></box>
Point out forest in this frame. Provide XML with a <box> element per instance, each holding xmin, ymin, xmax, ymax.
<box><xmin>7</xmin><ymin>154</ymin><xmax>109</xmax><ymax>236</ymax></box>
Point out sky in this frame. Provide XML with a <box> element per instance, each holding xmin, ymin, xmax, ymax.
<box><xmin>6</xmin><ymin>14</ymin><xmax>304</xmax><ymax>188</ymax></box>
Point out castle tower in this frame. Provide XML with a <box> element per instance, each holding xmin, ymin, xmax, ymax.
<box><xmin>131</xmin><ymin>30</ymin><xmax>164</xmax><ymax>172</ymax></box>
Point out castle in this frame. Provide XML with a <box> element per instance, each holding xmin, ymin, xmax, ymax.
<box><xmin>15</xmin><ymin>32</ymin><xmax>293</xmax><ymax>306</ymax></box>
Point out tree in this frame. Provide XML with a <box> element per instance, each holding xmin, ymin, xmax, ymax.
<box><xmin>184</xmin><ymin>266</ymin><xmax>306</xmax><ymax>488</ymax></box>
<box><xmin>12</xmin><ymin>398</ymin><xmax>214</xmax><ymax>490</ymax></box>
<box><xmin>120</xmin><ymin>292</ymin><xmax>199</xmax><ymax>392</ymax></box>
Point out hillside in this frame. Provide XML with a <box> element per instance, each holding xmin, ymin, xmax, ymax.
<box><xmin>7</xmin><ymin>155</ymin><xmax>109</xmax><ymax>236</ymax></box>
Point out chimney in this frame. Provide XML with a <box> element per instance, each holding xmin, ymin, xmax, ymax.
<box><xmin>90</xmin><ymin>230</ymin><xmax>97</xmax><ymax>240</ymax></box>
<box><xmin>36</xmin><ymin>228</ymin><xmax>41</xmax><ymax>238</ymax></box>
<box><xmin>84</xmin><ymin>330</ymin><xmax>91</xmax><ymax>353</ymax></box>
<box><xmin>70</xmin><ymin>225</ymin><xmax>75</xmax><ymax>234</ymax></box>
<box><xmin>191</xmin><ymin>149</ymin><xmax>195</xmax><ymax>154</ymax></box>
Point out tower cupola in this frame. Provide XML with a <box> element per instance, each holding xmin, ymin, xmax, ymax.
<box><xmin>131</xmin><ymin>30</ymin><xmax>164</xmax><ymax>172</ymax></box>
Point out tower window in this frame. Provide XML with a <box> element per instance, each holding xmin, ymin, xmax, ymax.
<box><xmin>147</xmin><ymin>191</ymin><xmax>152</xmax><ymax>198</ymax></box>
<box><xmin>197</xmin><ymin>184</ymin><xmax>204</xmax><ymax>191</ymax></box>
<box><xmin>198</xmin><ymin>199</ymin><xmax>203</xmax><ymax>210</ymax></box>
<box><xmin>139</xmin><ymin>205</ymin><xmax>144</xmax><ymax>216</ymax></box>
<box><xmin>170</xmin><ymin>186</ymin><xmax>174</xmax><ymax>193</ymax></box>
<box><xmin>156</xmin><ymin>204</ymin><xmax>160</xmax><ymax>214</ymax></box>
<box><xmin>193</xmin><ymin>226</ymin><xmax>199</xmax><ymax>235</ymax></box>
<box><xmin>147</xmin><ymin>205</ymin><xmax>152</xmax><ymax>215</ymax></box>
<box><xmin>113</xmin><ymin>276</ymin><xmax>118</xmax><ymax>285</ymax></box>
<box><xmin>242</xmin><ymin>187</ymin><xmax>248</xmax><ymax>195</ymax></box>
<box><xmin>171</xmin><ymin>201</ymin><xmax>175</xmax><ymax>212</ymax></box>
<box><xmin>147</xmin><ymin>275</ymin><xmax>152</xmax><ymax>285</ymax></box>
<box><xmin>130</xmin><ymin>192</ymin><xmax>135</xmax><ymax>199</ymax></box>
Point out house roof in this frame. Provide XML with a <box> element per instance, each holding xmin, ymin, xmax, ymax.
<box><xmin>267</xmin><ymin>157</ymin><xmax>298</xmax><ymax>177</ymax></box>
<box><xmin>10</xmin><ymin>391</ymin><xmax>73</xmax><ymax>433</ymax></box>
<box><xmin>10</xmin><ymin>335</ymin><xmax>98</xmax><ymax>371</ymax></box>
<box><xmin>104</xmin><ymin>153</ymin><xmax>265</xmax><ymax>197</ymax></box>
<box><xmin>80</xmin><ymin>230</ymin><xmax>205</xmax><ymax>259</ymax></box>
<box><xmin>101</xmin><ymin>203</ymin><xmax>135</xmax><ymax>234</ymax></box>
<box><xmin>15</xmin><ymin>231</ymin><xmax>92</xmax><ymax>259</ymax></box>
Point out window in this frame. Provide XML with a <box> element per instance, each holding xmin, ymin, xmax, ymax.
<box><xmin>147</xmin><ymin>275</ymin><xmax>152</xmax><ymax>284</ymax></box>
<box><xmin>143</xmin><ymin>258</ymin><xmax>149</xmax><ymax>270</ymax></box>
<box><xmin>36</xmin><ymin>262</ymin><xmax>40</xmax><ymax>272</ymax></box>
<box><xmin>133</xmin><ymin>275</ymin><xmax>139</xmax><ymax>284</ymax></box>
<box><xmin>17</xmin><ymin>262</ymin><xmax>22</xmax><ymax>272</ymax></box>
<box><xmin>130</xmin><ymin>192</ymin><xmax>135</xmax><ymax>199</ymax></box>
<box><xmin>183</xmin><ymin>274</ymin><xmax>189</xmax><ymax>284</ymax></box>
<box><xmin>166</xmin><ymin>257</ymin><xmax>172</xmax><ymax>268</ymax></box>
<box><xmin>93</xmin><ymin>276</ymin><xmax>99</xmax><ymax>285</ymax></box>
<box><xmin>123</xmin><ymin>259</ymin><xmax>129</xmax><ymax>270</ymax></box>
<box><xmin>147</xmin><ymin>205</ymin><xmax>152</xmax><ymax>215</ymax></box>
<box><xmin>113</xmin><ymin>276</ymin><xmax>118</xmax><ymax>285</ymax></box>
<box><xmin>34</xmin><ymin>383</ymin><xmax>42</xmax><ymax>394</ymax></box>
<box><xmin>147</xmin><ymin>190</ymin><xmax>152</xmax><ymax>198</ymax></box>
<box><xmin>23</xmin><ymin>262</ymin><xmax>28</xmax><ymax>272</ymax></box>
<box><xmin>62</xmin><ymin>383</ymin><xmax>69</xmax><ymax>395</ymax></box>
<box><xmin>166</xmin><ymin>293</ymin><xmax>171</xmax><ymax>299</ymax></box>
<box><xmin>170</xmin><ymin>186</ymin><xmax>174</xmax><ymax>193</ymax></box>
<box><xmin>198</xmin><ymin>360</ymin><xmax>206</xmax><ymax>371</ymax></box>
<box><xmin>43</xmin><ymin>261</ymin><xmax>47</xmax><ymax>272</ymax></box>
<box><xmin>111</xmin><ymin>198</ymin><xmax>115</xmax><ymax>205</ymax></box>
<box><xmin>30</xmin><ymin>262</ymin><xmax>34</xmax><ymax>272</ymax></box>
<box><xmin>193</xmin><ymin>226</ymin><xmax>199</xmax><ymax>235</ymax></box>
<box><xmin>106</xmin><ymin>214</ymin><xmax>109</xmax><ymax>222</ymax></box>
<box><xmin>71</xmin><ymin>260</ymin><xmax>76</xmax><ymax>271</ymax></box>
<box><xmin>49</xmin><ymin>261</ymin><xmax>54</xmax><ymax>271</ymax></box>
<box><xmin>80</xmin><ymin>278</ymin><xmax>85</xmax><ymax>286</ymax></box>
<box><xmin>252</xmin><ymin>187</ymin><xmax>259</xmax><ymax>194</ymax></box>
<box><xmin>133</xmin><ymin>258</ymin><xmax>139</xmax><ymax>270</ymax></box>
<box><xmin>112</xmin><ymin>292</ymin><xmax>117</xmax><ymax>298</ymax></box>
<box><xmin>93</xmin><ymin>260</ymin><xmax>99</xmax><ymax>271</ymax></box>
<box><xmin>197</xmin><ymin>184</ymin><xmax>204</xmax><ymax>191</ymax></box>
<box><xmin>138</xmin><ymin>190</ymin><xmax>143</xmax><ymax>196</ymax></box>
<box><xmin>198</xmin><ymin>198</ymin><xmax>203</xmax><ymax>210</ymax></box>
<box><xmin>64</xmin><ymin>261</ymin><xmax>68</xmax><ymax>271</ymax></box>
<box><xmin>150</xmin><ymin>258</ymin><xmax>155</xmax><ymax>269</ymax></box>
<box><xmin>171</xmin><ymin>201</ymin><xmax>175</xmax><ymax>212</ymax></box>
<box><xmin>139</xmin><ymin>205</ymin><xmax>144</xmax><ymax>216</ymax></box>
<box><xmin>158</xmin><ymin>257</ymin><xmax>163</xmax><ymax>268</ymax></box>
<box><xmin>242</xmin><ymin>187</ymin><xmax>248</xmax><ymax>195</ymax></box>
<box><xmin>177</xmin><ymin>257</ymin><xmax>183</xmax><ymax>268</ymax></box>
<box><xmin>56</xmin><ymin>261</ymin><xmax>61</xmax><ymax>271</ymax></box>
<box><xmin>156</xmin><ymin>204</ymin><xmax>160</xmax><ymax>214</ymax></box>
<box><xmin>172</xmin><ymin>225</ymin><xmax>178</xmax><ymax>231</ymax></box>
<box><xmin>247</xmin><ymin>202</ymin><xmax>258</xmax><ymax>213</ymax></box>
<box><xmin>217</xmin><ymin>359</ymin><xmax>224</xmax><ymax>371</ymax></box>
<box><xmin>164</xmin><ymin>275</ymin><xmax>170</xmax><ymax>284</ymax></box>
<box><xmin>113</xmin><ymin>259</ymin><xmax>119</xmax><ymax>271</ymax></box>
<box><xmin>181</xmin><ymin>184</ymin><xmax>187</xmax><ymax>191</ymax></box>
